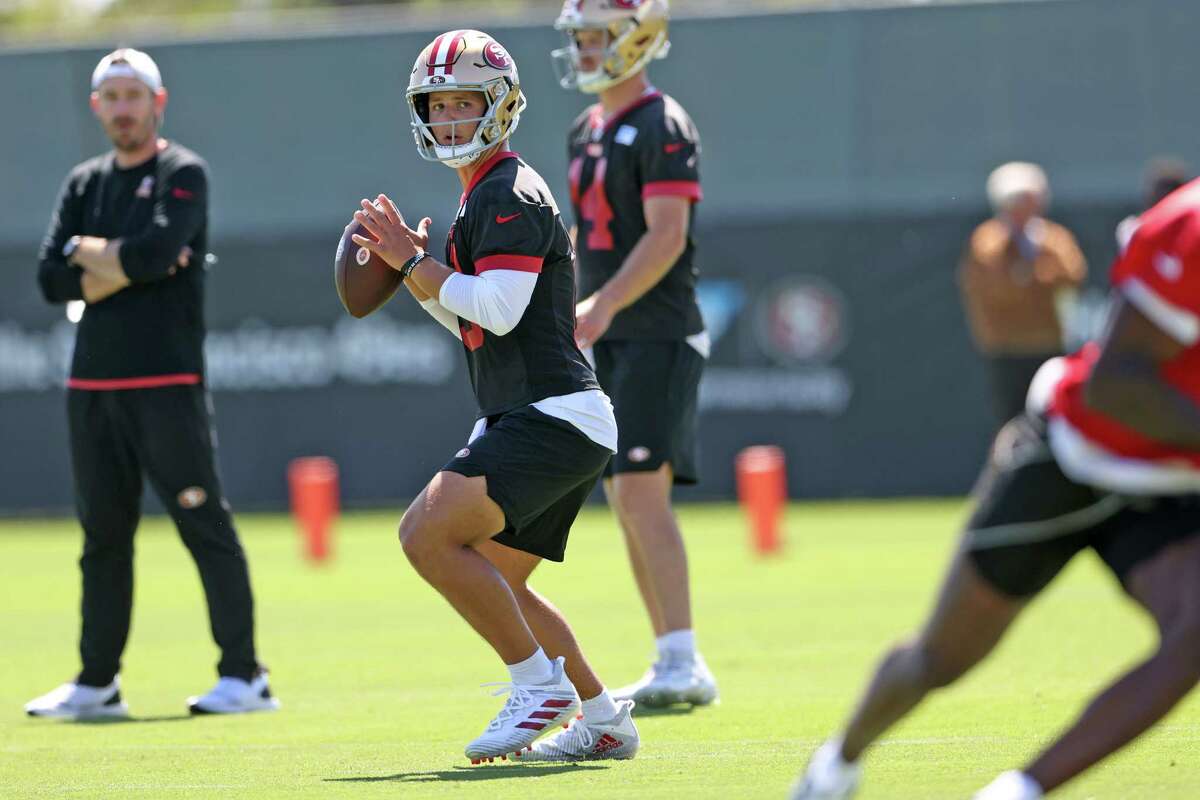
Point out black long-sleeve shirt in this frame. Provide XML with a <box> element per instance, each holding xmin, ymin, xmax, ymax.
<box><xmin>37</xmin><ymin>141</ymin><xmax>210</xmax><ymax>383</ymax></box>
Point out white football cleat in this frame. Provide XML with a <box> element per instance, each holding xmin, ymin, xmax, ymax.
<box><xmin>973</xmin><ymin>771</ymin><xmax>1044</xmax><ymax>800</ymax></box>
<box><xmin>25</xmin><ymin>678</ymin><xmax>129</xmax><ymax>720</ymax></box>
<box><xmin>465</xmin><ymin>655</ymin><xmax>579</xmax><ymax>763</ymax></box>
<box><xmin>612</xmin><ymin>652</ymin><xmax>719</xmax><ymax>708</ymax></box>
<box><xmin>188</xmin><ymin>670</ymin><xmax>280</xmax><ymax>715</ymax></box>
<box><xmin>789</xmin><ymin>738</ymin><xmax>861</xmax><ymax>800</ymax></box>
<box><xmin>521</xmin><ymin>699</ymin><xmax>639</xmax><ymax>762</ymax></box>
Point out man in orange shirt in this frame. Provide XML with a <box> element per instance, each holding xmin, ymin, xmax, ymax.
<box><xmin>959</xmin><ymin>162</ymin><xmax>1087</xmax><ymax>426</ymax></box>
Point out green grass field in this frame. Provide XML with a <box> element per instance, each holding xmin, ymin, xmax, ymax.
<box><xmin>1</xmin><ymin>501</ymin><xmax>1196</xmax><ymax>799</ymax></box>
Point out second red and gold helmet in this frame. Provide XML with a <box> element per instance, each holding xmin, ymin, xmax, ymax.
<box><xmin>551</xmin><ymin>0</ymin><xmax>670</xmax><ymax>94</ymax></box>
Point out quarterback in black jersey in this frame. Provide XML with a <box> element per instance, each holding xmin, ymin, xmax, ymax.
<box><xmin>25</xmin><ymin>49</ymin><xmax>276</xmax><ymax>721</ymax></box>
<box><xmin>349</xmin><ymin>30</ymin><xmax>639</xmax><ymax>764</ymax></box>
<box><xmin>552</xmin><ymin>0</ymin><xmax>718</xmax><ymax>707</ymax></box>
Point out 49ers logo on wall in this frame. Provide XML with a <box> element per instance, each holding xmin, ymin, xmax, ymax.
<box><xmin>755</xmin><ymin>276</ymin><xmax>849</xmax><ymax>365</ymax></box>
<box><xmin>482</xmin><ymin>40</ymin><xmax>512</xmax><ymax>70</ymax></box>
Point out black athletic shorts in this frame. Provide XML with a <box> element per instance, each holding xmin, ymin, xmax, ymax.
<box><xmin>965</xmin><ymin>413</ymin><xmax>1200</xmax><ymax>598</ymax></box>
<box><xmin>442</xmin><ymin>405</ymin><xmax>612</xmax><ymax>562</ymax></box>
<box><xmin>592</xmin><ymin>339</ymin><xmax>704</xmax><ymax>485</ymax></box>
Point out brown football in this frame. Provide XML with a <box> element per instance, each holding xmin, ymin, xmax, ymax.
<box><xmin>334</xmin><ymin>221</ymin><xmax>402</xmax><ymax>318</ymax></box>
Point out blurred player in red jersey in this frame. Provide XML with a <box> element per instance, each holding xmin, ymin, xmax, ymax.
<box><xmin>551</xmin><ymin>0</ymin><xmax>718</xmax><ymax>709</ymax></box>
<box><xmin>793</xmin><ymin>180</ymin><xmax>1200</xmax><ymax>799</ymax></box>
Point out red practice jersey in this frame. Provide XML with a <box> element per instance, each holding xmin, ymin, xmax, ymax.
<box><xmin>1049</xmin><ymin>179</ymin><xmax>1200</xmax><ymax>474</ymax></box>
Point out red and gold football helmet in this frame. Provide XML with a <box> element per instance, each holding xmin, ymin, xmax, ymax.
<box><xmin>551</xmin><ymin>0</ymin><xmax>670</xmax><ymax>94</ymax></box>
<box><xmin>406</xmin><ymin>30</ymin><xmax>527</xmax><ymax>168</ymax></box>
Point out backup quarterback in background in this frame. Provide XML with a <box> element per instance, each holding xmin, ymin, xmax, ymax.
<box><xmin>346</xmin><ymin>30</ymin><xmax>639</xmax><ymax>763</ymax></box>
<box><xmin>27</xmin><ymin>48</ymin><xmax>276</xmax><ymax>719</ymax></box>
<box><xmin>552</xmin><ymin>0</ymin><xmax>718</xmax><ymax>708</ymax></box>
<box><xmin>793</xmin><ymin>181</ymin><xmax>1200</xmax><ymax>799</ymax></box>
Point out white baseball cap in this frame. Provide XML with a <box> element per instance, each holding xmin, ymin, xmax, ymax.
<box><xmin>91</xmin><ymin>48</ymin><xmax>162</xmax><ymax>92</ymax></box>
<box><xmin>986</xmin><ymin>161</ymin><xmax>1050</xmax><ymax>213</ymax></box>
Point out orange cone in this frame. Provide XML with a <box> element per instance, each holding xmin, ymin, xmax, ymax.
<box><xmin>287</xmin><ymin>456</ymin><xmax>339</xmax><ymax>562</ymax></box>
<box><xmin>735</xmin><ymin>446</ymin><xmax>787</xmax><ymax>555</ymax></box>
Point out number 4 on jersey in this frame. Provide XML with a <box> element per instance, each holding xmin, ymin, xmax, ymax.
<box><xmin>569</xmin><ymin>156</ymin><xmax>615</xmax><ymax>251</ymax></box>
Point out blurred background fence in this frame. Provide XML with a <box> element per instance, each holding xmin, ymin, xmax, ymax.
<box><xmin>1</xmin><ymin>0</ymin><xmax>1197</xmax><ymax>512</ymax></box>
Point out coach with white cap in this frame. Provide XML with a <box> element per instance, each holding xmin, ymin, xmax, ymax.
<box><xmin>958</xmin><ymin>161</ymin><xmax>1088</xmax><ymax>426</ymax></box>
<box><xmin>28</xmin><ymin>47</ymin><xmax>278</xmax><ymax>719</ymax></box>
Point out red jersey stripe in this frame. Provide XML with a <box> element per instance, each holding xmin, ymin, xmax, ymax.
<box><xmin>460</xmin><ymin>151</ymin><xmax>520</xmax><ymax>206</ymax></box>
<box><xmin>475</xmin><ymin>254</ymin><xmax>543</xmax><ymax>274</ymax></box>
<box><xmin>67</xmin><ymin>373</ymin><xmax>202</xmax><ymax>391</ymax></box>
<box><xmin>599</xmin><ymin>90</ymin><xmax>664</xmax><ymax>134</ymax></box>
<box><xmin>643</xmin><ymin>180</ymin><xmax>703</xmax><ymax>201</ymax></box>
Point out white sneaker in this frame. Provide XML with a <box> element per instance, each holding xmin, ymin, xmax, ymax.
<box><xmin>521</xmin><ymin>699</ymin><xmax>639</xmax><ymax>762</ymax></box>
<box><xmin>465</xmin><ymin>655</ymin><xmax>579</xmax><ymax>763</ymax></box>
<box><xmin>612</xmin><ymin>651</ymin><xmax>719</xmax><ymax>708</ymax></box>
<box><xmin>187</xmin><ymin>670</ymin><xmax>280</xmax><ymax>715</ymax></box>
<box><xmin>789</xmin><ymin>738</ymin><xmax>861</xmax><ymax>800</ymax></box>
<box><xmin>974</xmin><ymin>771</ymin><xmax>1044</xmax><ymax>800</ymax></box>
<box><xmin>25</xmin><ymin>678</ymin><xmax>129</xmax><ymax>720</ymax></box>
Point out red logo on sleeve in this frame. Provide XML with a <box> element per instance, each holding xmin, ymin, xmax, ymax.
<box><xmin>664</xmin><ymin>142</ymin><xmax>686</xmax><ymax>154</ymax></box>
<box><xmin>495</xmin><ymin>212</ymin><xmax>522</xmax><ymax>224</ymax></box>
<box><xmin>172</xmin><ymin>187</ymin><xmax>196</xmax><ymax>200</ymax></box>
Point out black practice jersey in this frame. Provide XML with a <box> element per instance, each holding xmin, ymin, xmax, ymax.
<box><xmin>37</xmin><ymin>142</ymin><xmax>210</xmax><ymax>382</ymax></box>
<box><xmin>445</xmin><ymin>151</ymin><xmax>599</xmax><ymax>417</ymax></box>
<box><xmin>568</xmin><ymin>91</ymin><xmax>704</xmax><ymax>340</ymax></box>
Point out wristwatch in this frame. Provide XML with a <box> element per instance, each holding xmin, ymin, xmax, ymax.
<box><xmin>400</xmin><ymin>251</ymin><xmax>432</xmax><ymax>280</ymax></box>
<box><xmin>62</xmin><ymin>236</ymin><xmax>82</xmax><ymax>263</ymax></box>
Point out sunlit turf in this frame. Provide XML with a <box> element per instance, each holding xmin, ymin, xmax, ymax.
<box><xmin>1</xmin><ymin>501</ymin><xmax>1196</xmax><ymax>798</ymax></box>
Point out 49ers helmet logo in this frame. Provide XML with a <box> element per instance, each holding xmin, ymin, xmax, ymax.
<box><xmin>482</xmin><ymin>40</ymin><xmax>512</xmax><ymax>69</ymax></box>
<box><xmin>613</xmin><ymin>0</ymin><xmax>643</xmax><ymax>7</ymax></box>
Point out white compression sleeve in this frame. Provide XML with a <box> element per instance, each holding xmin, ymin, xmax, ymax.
<box><xmin>438</xmin><ymin>269</ymin><xmax>538</xmax><ymax>336</ymax></box>
<box><xmin>418</xmin><ymin>298</ymin><xmax>462</xmax><ymax>340</ymax></box>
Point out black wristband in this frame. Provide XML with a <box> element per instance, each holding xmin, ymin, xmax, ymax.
<box><xmin>400</xmin><ymin>251</ymin><xmax>431</xmax><ymax>280</ymax></box>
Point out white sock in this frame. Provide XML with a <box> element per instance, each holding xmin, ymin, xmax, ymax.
<box><xmin>580</xmin><ymin>689</ymin><xmax>619</xmax><ymax>723</ymax></box>
<box><xmin>823</xmin><ymin>736</ymin><xmax>854</xmax><ymax>768</ymax></box>
<box><xmin>656</xmin><ymin>629</ymin><xmax>696</xmax><ymax>661</ymax></box>
<box><xmin>507</xmin><ymin>647</ymin><xmax>554</xmax><ymax>686</ymax></box>
<box><xmin>978</xmin><ymin>770</ymin><xmax>1043</xmax><ymax>799</ymax></box>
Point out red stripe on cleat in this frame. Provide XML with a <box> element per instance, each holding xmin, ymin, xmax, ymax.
<box><xmin>517</xmin><ymin>721</ymin><xmax>547</xmax><ymax>730</ymax></box>
<box><xmin>530</xmin><ymin>711</ymin><xmax>559</xmax><ymax>720</ymax></box>
<box><xmin>591</xmin><ymin>733</ymin><xmax>624</xmax><ymax>755</ymax></box>
<box><xmin>542</xmin><ymin>699</ymin><xmax>573</xmax><ymax>708</ymax></box>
